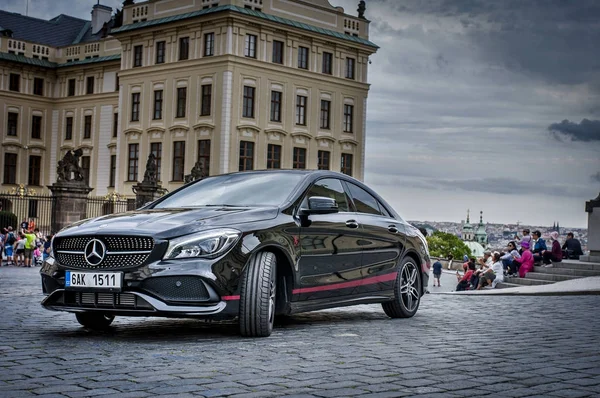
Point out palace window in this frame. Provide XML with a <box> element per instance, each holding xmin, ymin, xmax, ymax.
<box><xmin>65</xmin><ymin>117</ymin><xmax>73</xmax><ymax>140</ymax></box>
<box><xmin>272</xmin><ymin>40</ymin><xmax>284</xmax><ymax>64</ymax></box>
<box><xmin>292</xmin><ymin>147</ymin><xmax>306</xmax><ymax>169</ymax></box>
<box><xmin>172</xmin><ymin>141</ymin><xmax>185</xmax><ymax>181</ymax></box>
<box><xmin>127</xmin><ymin>143</ymin><xmax>139</xmax><ymax>181</ymax></box>
<box><xmin>28</xmin><ymin>156</ymin><xmax>41</xmax><ymax>186</ymax></box>
<box><xmin>296</xmin><ymin>95</ymin><xmax>307</xmax><ymax>125</ymax></box>
<box><xmin>243</xmin><ymin>86</ymin><xmax>255</xmax><ymax>118</ymax></box>
<box><xmin>201</xmin><ymin>84</ymin><xmax>212</xmax><ymax>116</ymax></box>
<box><xmin>318</xmin><ymin>150</ymin><xmax>330</xmax><ymax>170</ymax></box>
<box><xmin>298</xmin><ymin>46</ymin><xmax>309</xmax><ymax>69</ymax></box>
<box><xmin>270</xmin><ymin>91</ymin><xmax>282</xmax><ymax>122</ymax></box>
<box><xmin>31</xmin><ymin>115</ymin><xmax>42</xmax><ymax>139</ymax></box>
<box><xmin>153</xmin><ymin>90</ymin><xmax>163</xmax><ymax>120</ymax></box>
<box><xmin>245</xmin><ymin>34</ymin><xmax>257</xmax><ymax>58</ymax></box>
<box><xmin>320</xmin><ymin>100</ymin><xmax>331</xmax><ymax>129</ymax></box>
<box><xmin>4</xmin><ymin>153</ymin><xmax>17</xmax><ymax>184</ymax></box>
<box><xmin>239</xmin><ymin>141</ymin><xmax>254</xmax><ymax>171</ymax></box>
<box><xmin>267</xmin><ymin>144</ymin><xmax>281</xmax><ymax>169</ymax></box>
<box><xmin>179</xmin><ymin>37</ymin><xmax>189</xmax><ymax>60</ymax></box>
<box><xmin>84</xmin><ymin>115</ymin><xmax>92</xmax><ymax>139</ymax></box>
<box><xmin>176</xmin><ymin>87</ymin><xmax>187</xmax><ymax>118</ymax></box>
<box><xmin>156</xmin><ymin>41</ymin><xmax>166</xmax><ymax>64</ymax></box>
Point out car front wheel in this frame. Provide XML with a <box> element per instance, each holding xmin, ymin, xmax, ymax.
<box><xmin>382</xmin><ymin>257</ymin><xmax>421</xmax><ymax>318</ymax></box>
<box><xmin>239</xmin><ymin>251</ymin><xmax>277</xmax><ymax>337</ymax></box>
<box><xmin>75</xmin><ymin>312</ymin><xmax>115</xmax><ymax>329</ymax></box>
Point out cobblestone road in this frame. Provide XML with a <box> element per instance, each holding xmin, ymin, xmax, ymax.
<box><xmin>1</xmin><ymin>266</ymin><xmax>600</xmax><ymax>398</ymax></box>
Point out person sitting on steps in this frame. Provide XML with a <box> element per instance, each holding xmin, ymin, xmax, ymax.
<box><xmin>531</xmin><ymin>230</ymin><xmax>547</xmax><ymax>263</ymax></box>
<box><xmin>542</xmin><ymin>231</ymin><xmax>562</xmax><ymax>267</ymax></box>
<box><xmin>562</xmin><ymin>232</ymin><xmax>583</xmax><ymax>260</ymax></box>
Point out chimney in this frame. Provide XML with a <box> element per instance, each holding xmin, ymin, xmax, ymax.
<box><xmin>91</xmin><ymin>3</ymin><xmax>113</xmax><ymax>35</ymax></box>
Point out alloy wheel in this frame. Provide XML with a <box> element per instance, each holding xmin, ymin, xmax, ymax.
<box><xmin>400</xmin><ymin>261</ymin><xmax>420</xmax><ymax>312</ymax></box>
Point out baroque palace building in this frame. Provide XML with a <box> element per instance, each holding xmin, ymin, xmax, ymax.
<box><xmin>0</xmin><ymin>0</ymin><xmax>378</xmax><ymax>197</ymax></box>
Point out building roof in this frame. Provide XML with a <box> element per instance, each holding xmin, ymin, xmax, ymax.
<box><xmin>111</xmin><ymin>4</ymin><xmax>378</xmax><ymax>49</ymax></box>
<box><xmin>0</xmin><ymin>51</ymin><xmax>57</xmax><ymax>67</ymax></box>
<box><xmin>0</xmin><ymin>10</ymin><xmax>94</xmax><ymax>46</ymax></box>
<box><xmin>0</xmin><ymin>51</ymin><xmax>120</xmax><ymax>69</ymax></box>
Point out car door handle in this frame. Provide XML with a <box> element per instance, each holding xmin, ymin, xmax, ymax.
<box><xmin>388</xmin><ymin>225</ymin><xmax>399</xmax><ymax>233</ymax></box>
<box><xmin>346</xmin><ymin>220</ymin><xmax>359</xmax><ymax>229</ymax></box>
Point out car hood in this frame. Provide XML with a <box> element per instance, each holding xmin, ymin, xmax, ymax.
<box><xmin>57</xmin><ymin>206</ymin><xmax>279</xmax><ymax>239</ymax></box>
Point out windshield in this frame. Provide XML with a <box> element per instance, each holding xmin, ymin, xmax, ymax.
<box><xmin>153</xmin><ymin>172</ymin><xmax>305</xmax><ymax>209</ymax></box>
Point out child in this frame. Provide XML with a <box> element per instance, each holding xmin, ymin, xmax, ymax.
<box><xmin>15</xmin><ymin>234</ymin><xmax>26</xmax><ymax>267</ymax></box>
<box><xmin>33</xmin><ymin>245</ymin><xmax>43</xmax><ymax>266</ymax></box>
<box><xmin>432</xmin><ymin>260</ymin><xmax>442</xmax><ymax>287</ymax></box>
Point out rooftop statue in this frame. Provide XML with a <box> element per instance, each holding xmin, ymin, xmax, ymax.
<box><xmin>357</xmin><ymin>0</ymin><xmax>366</xmax><ymax>19</ymax></box>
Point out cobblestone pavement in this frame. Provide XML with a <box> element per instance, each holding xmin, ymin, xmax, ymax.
<box><xmin>1</xmin><ymin>266</ymin><xmax>600</xmax><ymax>398</ymax></box>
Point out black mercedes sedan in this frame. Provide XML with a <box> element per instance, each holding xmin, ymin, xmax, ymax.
<box><xmin>41</xmin><ymin>170</ymin><xmax>430</xmax><ymax>337</ymax></box>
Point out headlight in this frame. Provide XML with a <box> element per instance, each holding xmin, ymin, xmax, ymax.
<box><xmin>163</xmin><ymin>229</ymin><xmax>241</xmax><ymax>260</ymax></box>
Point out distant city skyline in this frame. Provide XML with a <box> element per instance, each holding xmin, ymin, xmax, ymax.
<box><xmin>1</xmin><ymin>0</ymin><xmax>599</xmax><ymax>227</ymax></box>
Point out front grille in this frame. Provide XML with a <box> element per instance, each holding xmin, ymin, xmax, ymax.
<box><xmin>63</xmin><ymin>291</ymin><xmax>152</xmax><ymax>310</ymax></box>
<box><xmin>55</xmin><ymin>252</ymin><xmax>151</xmax><ymax>269</ymax></box>
<box><xmin>54</xmin><ymin>236</ymin><xmax>154</xmax><ymax>270</ymax></box>
<box><xmin>55</xmin><ymin>236</ymin><xmax>154</xmax><ymax>252</ymax></box>
<box><xmin>141</xmin><ymin>276</ymin><xmax>210</xmax><ymax>302</ymax></box>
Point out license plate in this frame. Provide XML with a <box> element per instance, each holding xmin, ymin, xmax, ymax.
<box><xmin>65</xmin><ymin>271</ymin><xmax>122</xmax><ymax>290</ymax></box>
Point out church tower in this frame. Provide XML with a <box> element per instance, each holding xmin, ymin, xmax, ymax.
<box><xmin>462</xmin><ymin>209</ymin><xmax>474</xmax><ymax>241</ymax></box>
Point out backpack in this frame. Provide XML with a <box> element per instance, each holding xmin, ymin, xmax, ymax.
<box><xmin>6</xmin><ymin>232</ymin><xmax>16</xmax><ymax>245</ymax></box>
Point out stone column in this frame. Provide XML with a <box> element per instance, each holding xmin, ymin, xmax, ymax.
<box><xmin>582</xmin><ymin>193</ymin><xmax>600</xmax><ymax>262</ymax></box>
<box><xmin>48</xmin><ymin>182</ymin><xmax>93</xmax><ymax>233</ymax></box>
<box><xmin>132</xmin><ymin>182</ymin><xmax>163</xmax><ymax>209</ymax></box>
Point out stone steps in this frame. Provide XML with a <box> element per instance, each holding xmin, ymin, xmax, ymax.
<box><xmin>533</xmin><ymin>265</ymin><xmax>600</xmax><ymax>277</ymax></box>
<box><xmin>525</xmin><ymin>272</ymin><xmax>580</xmax><ymax>282</ymax></box>
<box><xmin>497</xmin><ymin>259</ymin><xmax>600</xmax><ymax>288</ymax></box>
<box><xmin>555</xmin><ymin>259</ymin><xmax>600</xmax><ymax>271</ymax></box>
<box><xmin>504</xmin><ymin>276</ymin><xmax>554</xmax><ymax>286</ymax></box>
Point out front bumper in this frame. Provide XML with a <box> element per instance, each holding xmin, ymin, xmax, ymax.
<box><xmin>40</xmin><ymin>256</ymin><xmax>242</xmax><ymax>319</ymax></box>
<box><xmin>41</xmin><ymin>289</ymin><xmax>227</xmax><ymax>317</ymax></box>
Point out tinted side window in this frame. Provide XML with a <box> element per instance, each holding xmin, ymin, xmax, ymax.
<box><xmin>345</xmin><ymin>183</ymin><xmax>382</xmax><ymax>215</ymax></box>
<box><xmin>378</xmin><ymin>202</ymin><xmax>392</xmax><ymax>218</ymax></box>
<box><xmin>306</xmin><ymin>178</ymin><xmax>349</xmax><ymax>212</ymax></box>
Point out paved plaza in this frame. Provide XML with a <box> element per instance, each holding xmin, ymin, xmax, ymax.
<box><xmin>1</xmin><ymin>266</ymin><xmax>600</xmax><ymax>398</ymax></box>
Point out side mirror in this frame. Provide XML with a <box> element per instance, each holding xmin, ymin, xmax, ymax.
<box><xmin>299</xmin><ymin>196</ymin><xmax>339</xmax><ymax>216</ymax></box>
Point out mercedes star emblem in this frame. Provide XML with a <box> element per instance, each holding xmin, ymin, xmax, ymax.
<box><xmin>84</xmin><ymin>239</ymin><xmax>106</xmax><ymax>266</ymax></box>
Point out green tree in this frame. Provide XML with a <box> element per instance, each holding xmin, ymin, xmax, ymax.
<box><xmin>426</xmin><ymin>231</ymin><xmax>471</xmax><ymax>260</ymax></box>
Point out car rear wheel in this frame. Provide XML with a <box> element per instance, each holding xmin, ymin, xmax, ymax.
<box><xmin>382</xmin><ymin>257</ymin><xmax>421</xmax><ymax>318</ymax></box>
<box><xmin>75</xmin><ymin>312</ymin><xmax>115</xmax><ymax>329</ymax></box>
<box><xmin>239</xmin><ymin>251</ymin><xmax>277</xmax><ymax>337</ymax></box>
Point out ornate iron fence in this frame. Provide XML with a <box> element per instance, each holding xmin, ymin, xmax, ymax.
<box><xmin>0</xmin><ymin>186</ymin><xmax>135</xmax><ymax>235</ymax></box>
<box><xmin>0</xmin><ymin>185</ymin><xmax>56</xmax><ymax>236</ymax></box>
<box><xmin>86</xmin><ymin>192</ymin><xmax>136</xmax><ymax>219</ymax></box>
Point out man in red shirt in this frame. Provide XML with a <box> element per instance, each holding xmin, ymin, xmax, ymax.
<box><xmin>456</xmin><ymin>262</ymin><xmax>476</xmax><ymax>291</ymax></box>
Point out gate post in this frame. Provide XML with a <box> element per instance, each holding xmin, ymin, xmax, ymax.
<box><xmin>48</xmin><ymin>183</ymin><xmax>93</xmax><ymax>233</ymax></box>
<box><xmin>48</xmin><ymin>149</ymin><xmax>93</xmax><ymax>232</ymax></box>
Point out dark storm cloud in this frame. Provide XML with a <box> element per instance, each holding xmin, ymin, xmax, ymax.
<box><xmin>373</xmin><ymin>0</ymin><xmax>600</xmax><ymax>90</ymax></box>
<box><xmin>548</xmin><ymin>119</ymin><xmax>600</xmax><ymax>142</ymax></box>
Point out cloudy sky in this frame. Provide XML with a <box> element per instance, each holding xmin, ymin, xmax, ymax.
<box><xmin>3</xmin><ymin>0</ymin><xmax>600</xmax><ymax>228</ymax></box>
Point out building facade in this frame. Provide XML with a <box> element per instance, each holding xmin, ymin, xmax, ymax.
<box><xmin>0</xmin><ymin>0</ymin><xmax>377</xmax><ymax>197</ymax></box>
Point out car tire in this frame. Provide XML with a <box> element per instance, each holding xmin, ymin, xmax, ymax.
<box><xmin>75</xmin><ymin>312</ymin><xmax>115</xmax><ymax>329</ymax></box>
<box><xmin>382</xmin><ymin>257</ymin><xmax>421</xmax><ymax>318</ymax></box>
<box><xmin>239</xmin><ymin>251</ymin><xmax>277</xmax><ymax>337</ymax></box>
